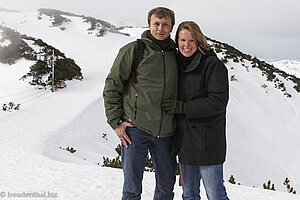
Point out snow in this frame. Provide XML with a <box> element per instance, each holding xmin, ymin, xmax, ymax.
<box><xmin>1</xmin><ymin>10</ymin><xmax>300</xmax><ymax>200</ymax></box>
<box><xmin>0</xmin><ymin>30</ymin><xmax>11</xmax><ymax>47</ymax></box>
<box><xmin>272</xmin><ymin>60</ymin><xmax>300</xmax><ymax>78</ymax></box>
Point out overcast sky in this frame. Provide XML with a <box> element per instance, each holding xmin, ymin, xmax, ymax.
<box><xmin>1</xmin><ymin>0</ymin><xmax>300</xmax><ymax>61</ymax></box>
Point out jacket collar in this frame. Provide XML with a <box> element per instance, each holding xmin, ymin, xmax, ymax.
<box><xmin>180</xmin><ymin>49</ymin><xmax>215</xmax><ymax>72</ymax></box>
<box><xmin>141</xmin><ymin>30</ymin><xmax>177</xmax><ymax>51</ymax></box>
<box><xmin>180</xmin><ymin>51</ymin><xmax>202</xmax><ymax>72</ymax></box>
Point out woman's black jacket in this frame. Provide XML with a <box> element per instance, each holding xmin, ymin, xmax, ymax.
<box><xmin>175</xmin><ymin>49</ymin><xmax>229</xmax><ymax>166</ymax></box>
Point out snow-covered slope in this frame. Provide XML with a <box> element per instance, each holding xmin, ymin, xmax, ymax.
<box><xmin>1</xmin><ymin>9</ymin><xmax>300</xmax><ymax>199</ymax></box>
<box><xmin>272</xmin><ymin>60</ymin><xmax>300</xmax><ymax>78</ymax></box>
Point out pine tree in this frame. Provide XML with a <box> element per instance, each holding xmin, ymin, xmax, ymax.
<box><xmin>263</xmin><ymin>180</ymin><xmax>275</xmax><ymax>191</ymax></box>
<box><xmin>283</xmin><ymin>177</ymin><xmax>296</xmax><ymax>194</ymax></box>
<box><xmin>102</xmin><ymin>144</ymin><xmax>155</xmax><ymax>172</ymax></box>
<box><xmin>228</xmin><ymin>175</ymin><xmax>236</xmax><ymax>184</ymax></box>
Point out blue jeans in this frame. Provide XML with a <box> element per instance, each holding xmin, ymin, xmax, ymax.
<box><xmin>121</xmin><ymin>127</ymin><xmax>176</xmax><ymax>200</ymax></box>
<box><xmin>181</xmin><ymin>164</ymin><xmax>229</xmax><ymax>200</ymax></box>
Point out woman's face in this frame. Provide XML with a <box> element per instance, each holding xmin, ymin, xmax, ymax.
<box><xmin>178</xmin><ymin>29</ymin><xmax>197</xmax><ymax>57</ymax></box>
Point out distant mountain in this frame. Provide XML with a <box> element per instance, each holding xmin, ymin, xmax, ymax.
<box><xmin>0</xmin><ymin>7</ymin><xmax>20</xmax><ymax>13</ymax></box>
<box><xmin>37</xmin><ymin>8</ymin><xmax>128</xmax><ymax>37</ymax></box>
<box><xmin>272</xmin><ymin>60</ymin><xmax>300</xmax><ymax>79</ymax></box>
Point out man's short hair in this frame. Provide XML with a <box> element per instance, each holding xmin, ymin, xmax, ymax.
<box><xmin>147</xmin><ymin>7</ymin><xmax>175</xmax><ymax>28</ymax></box>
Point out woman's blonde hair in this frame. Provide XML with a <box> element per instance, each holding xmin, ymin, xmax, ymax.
<box><xmin>175</xmin><ymin>21</ymin><xmax>213</xmax><ymax>55</ymax></box>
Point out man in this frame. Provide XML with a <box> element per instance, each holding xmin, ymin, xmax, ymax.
<box><xmin>103</xmin><ymin>7</ymin><xmax>178</xmax><ymax>200</ymax></box>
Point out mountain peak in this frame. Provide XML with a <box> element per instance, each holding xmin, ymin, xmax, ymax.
<box><xmin>272</xmin><ymin>59</ymin><xmax>300</xmax><ymax>78</ymax></box>
<box><xmin>37</xmin><ymin>8</ymin><xmax>127</xmax><ymax>37</ymax></box>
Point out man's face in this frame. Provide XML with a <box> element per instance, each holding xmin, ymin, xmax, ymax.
<box><xmin>148</xmin><ymin>15</ymin><xmax>173</xmax><ymax>40</ymax></box>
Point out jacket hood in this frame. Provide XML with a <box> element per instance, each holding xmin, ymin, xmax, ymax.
<box><xmin>180</xmin><ymin>49</ymin><xmax>216</xmax><ymax>72</ymax></box>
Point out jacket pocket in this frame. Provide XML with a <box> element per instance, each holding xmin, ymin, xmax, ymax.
<box><xmin>205</xmin><ymin>121</ymin><xmax>225</xmax><ymax>151</ymax></box>
<box><xmin>187</xmin><ymin>122</ymin><xmax>207</xmax><ymax>152</ymax></box>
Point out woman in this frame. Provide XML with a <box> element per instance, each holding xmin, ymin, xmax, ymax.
<box><xmin>162</xmin><ymin>21</ymin><xmax>230</xmax><ymax>200</ymax></box>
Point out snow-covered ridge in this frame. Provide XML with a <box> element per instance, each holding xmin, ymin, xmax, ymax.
<box><xmin>208</xmin><ymin>37</ymin><xmax>300</xmax><ymax>96</ymax></box>
<box><xmin>0</xmin><ymin>25</ymin><xmax>82</xmax><ymax>89</ymax></box>
<box><xmin>37</xmin><ymin>8</ymin><xmax>128</xmax><ymax>37</ymax></box>
<box><xmin>272</xmin><ymin>59</ymin><xmax>300</xmax><ymax>78</ymax></box>
<box><xmin>0</xmin><ymin>7</ymin><xmax>20</xmax><ymax>13</ymax></box>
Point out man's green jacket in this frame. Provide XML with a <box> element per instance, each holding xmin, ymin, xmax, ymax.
<box><xmin>103</xmin><ymin>30</ymin><xmax>178</xmax><ymax>138</ymax></box>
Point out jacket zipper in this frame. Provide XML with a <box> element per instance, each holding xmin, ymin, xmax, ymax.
<box><xmin>158</xmin><ymin>50</ymin><xmax>166</xmax><ymax>138</ymax></box>
<box><xmin>134</xmin><ymin>93</ymin><xmax>138</xmax><ymax>120</ymax></box>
